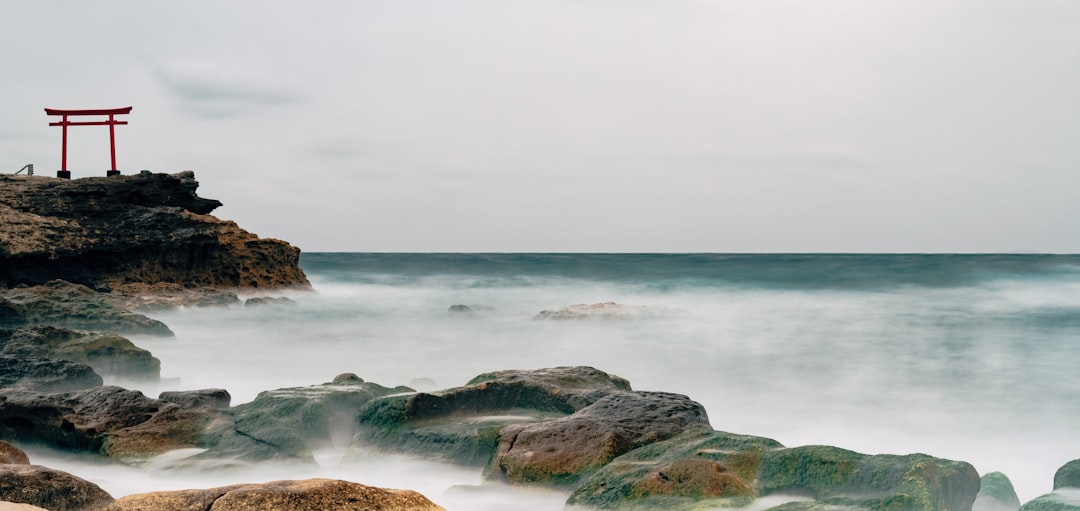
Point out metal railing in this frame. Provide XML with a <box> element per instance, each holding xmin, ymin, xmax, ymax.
<box><xmin>14</xmin><ymin>164</ymin><xmax>33</xmax><ymax>175</ymax></box>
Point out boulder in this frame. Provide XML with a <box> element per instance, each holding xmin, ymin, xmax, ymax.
<box><xmin>486</xmin><ymin>391</ymin><xmax>711</xmax><ymax>486</ymax></box>
<box><xmin>0</xmin><ymin>355</ymin><xmax>102</xmax><ymax>392</ymax></box>
<box><xmin>158</xmin><ymin>389</ymin><xmax>231</xmax><ymax>411</ymax></box>
<box><xmin>0</xmin><ymin>171</ymin><xmax>309</xmax><ymax>291</ymax></box>
<box><xmin>975</xmin><ymin>472</ymin><xmax>1021</xmax><ymax>511</ymax></box>
<box><xmin>243</xmin><ymin>296</ymin><xmax>296</xmax><ymax>307</ymax></box>
<box><xmin>0</xmin><ymin>441</ymin><xmax>28</xmax><ymax>465</ymax></box>
<box><xmin>0</xmin><ymin>464</ymin><xmax>114</xmax><ymax>511</ymax></box>
<box><xmin>0</xmin><ymin>386</ymin><xmax>210</xmax><ymax>457</ymax></box>
<box><xmin>447</xmin><ymin>304</ymin><xmax>475</xmax><ymax>316</ymax></box>
<box><xmin>104</xmin><ymin>478</ymin><xmax>444</xmax><ymax>511</ymax></box>
<box><xmin>756</xmin><ymin>445</ymin><xmax>980</xmax><ymax>511</ymax></box>
<box><xmin>567</xmin><ymin>425</ymin><xmax>783</xmax><ymax>510</ymax></box>
<box><xmin>1019</xmin><ymin>491</ymin><xmax>1080</xmax><ymax>511</ymax></box>
<box><xmin>1</xmin><ymin>326</ymin><xmax>159</xmax><ymax>381</ymax></box>
<box><xmin>533</xmin><ymin>302</ymin><xmax>674</xmax><ymax>321</ymax></box>
<box><xmin>1057</xmin><ymin>460</ymin><xmax>1080</xmax><ymax>490</ymax></box>
<box><xmin>196</xmin><ymin>377</ymin><xmax>411</xmax><ymax>462</ymax></box>
<box><xmin>0</xmin><ymin>282</ymin><xmax>172</xmax><ymax>336</ymax></box>
<box><xmin>353</xmin><ymin>366</ymin><xmax>631</xmax><ymax>466</ymax></box>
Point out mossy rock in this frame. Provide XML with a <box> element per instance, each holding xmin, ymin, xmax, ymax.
<box><xmin>2</xmin><ymin>326</ymin><xmax>159</xmax><ymax>381</ymax></box>
<box><xmin>567</xmin><ymin>425</ymin><xmax>782</xmax><ymax>510</ymax></box>
<box><xmin>757</xmin><ymin>446</ymin><xmax>980</xmax><ymax>511</ymax></box>
<box><xmin>975</xmin><ymin>472</ymin><xmax>1021</xmax><ymax>511</ymax></box>
<box><xmin>1020</xmin><ymin>491</ymin><xmax>1080</xmax><ymax>511</ymax></box>
<box><xmin>1056</xmin><ymin>460</ymin><xmax>1080</xmax><ymax>490</ymax></box>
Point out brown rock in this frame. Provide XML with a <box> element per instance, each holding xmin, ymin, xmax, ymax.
<box><xmin>0</xmin><ymin>502</ymin><xmax>51</xmax><ymax>511</ymax></box>
<box><xmin>106</xmin><ymin>479</ymin><xmax>444</xmax><ymax>511</ymax></box>
<box><xmin>487</xmin><ymin>391</ymin><xmax>711</xmax><ymax>486</ymax></box>
<box><xmin>0</xmin><ymin>171</ymin><xmax>309</xmax><ymax>291</ymax></box>
<box><xmin>1</xmin><ymin>326</ymin><xmax>159</xmax><ymax>381</ymax></box>
<box><xmin>0</xmin><ymin>464</ymin><xmax>114</xmax><ymax>511</ymax></box>
<box><xmin>0</xmin><ymin>282</ymin><xmax>172</xmax><ymax>337</ymax></box>
<box><xmin>0</xmin><ymin>441</ymin><xmax>29</xmax><ymax>465</ymax></box>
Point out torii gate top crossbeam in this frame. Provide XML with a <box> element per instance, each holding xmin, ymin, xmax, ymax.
<box><xmin>45</xmin><ymin>107</ymin><xmax>132</xmax><ymax>116</ymax></box>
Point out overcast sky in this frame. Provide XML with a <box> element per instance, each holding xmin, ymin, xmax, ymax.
<box><xmin>3</xmin><ymin>1</ymin><xmax>1079</xmax><ymax>252</ymax></box>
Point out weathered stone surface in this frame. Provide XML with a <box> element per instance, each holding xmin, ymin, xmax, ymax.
<box><xmin>1020</xmin><ymin>490</ymin><xmax>1080</xmax><ymax>511</ymax></box>
<box><xmin>0</xmin><ymin>171</ymin><xmax>309</xmax><ymax>291</ymax></box>
<box><xmin>0</xmin><ymin>281</ymin><xmax>172</xmax><ymax>336</ymax></box>
<box><xmin>1057</xmin><ymin>460</ymin><xmax>1080</xmax><ymax>490</ymax></box>
<box><xmin>1</xmin><ymin>326</ymin><xmax>159</xmax><ymax>381</ymax></box>
<box><xmin>756</xmin><ymin>445</ymin><xmax>980</xmax><ymax>511</ymax></box>
<box><xmin>105</xmin><ymin>478</ymin><xmax>444</xmax><ymax>511</ymax></box>
<box><xmin>0</xmin><ymin>355</ymin><xmax>102</xmax><ymax>392</ymax></box>
<box><xmin>487</xmin><ymin>391</ymin><xmax>711</xmax><ymax>486</ymax></box>
<box><xmin>0</xmin><ymin>464</ymin><xmax>114</xmax><ymax>511</ymax></box>
<box><xmin>533</xmin><ymin>302</ymin><xmax>675</xmax><ymax>321</ymax></box>
<box><xmin>567</xmin><ymin>425</ymin><xmax>782</xmax><ymax>510</ymax></box>
<box><xmin>243</xmin><ymin>296</ymin><xmax>296</xmax><ymax>307</ymax></box>
<box><xmin>198</xmin><ymin>377</ymin><xmax>410</xmax><ymax>462</ymax></box>
<box><xmin>159</xmin><ymin>389</ymin><xmax>231</xmax><ymax>411</ymax></box>
<box><xmin>0</xmin><ymin>441</ymin><xmax>29</xmax><ymax>465</ymax></box>
<box><xmin>0</xmin><ymin>386</ymin><xmax>210</xmax><ymax>457</ymax></box>
<box><xmin>354</xmin><ymin>366</ymin><xmax>631</xmax><ymax>466</ymax></box>
<box><xmin>0</xmin><ymin>501</ymin><xmax>51</xmax><ymax>511</ymax></box>
<box><xmin>975</xmin><ymin>472</ymin><xmax>1021</xmax><ymax>511</ymax></box>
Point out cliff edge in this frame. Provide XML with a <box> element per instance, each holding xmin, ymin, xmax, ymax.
<box><xmin>0</xmin><ymin>171</ymin><xmax>309</xmax><ymax>291</ymax></box>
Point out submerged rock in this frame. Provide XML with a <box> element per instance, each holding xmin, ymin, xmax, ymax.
<box><xmin>105</xmin><ymin>478</ymin><xmax>444</xmax><ymax>511</ymax></box>
<box><xmin>353</xmin><ymin>366</ymin><xmax>631</xmax><ymax>466</ymax></box>
<box><xmin>1020</xmin><ymin>490</ymin><xmax>1080</xmax><ymax>511</ymax></box>
<box><xmin>1</xmin><ymin>326</ymin><xmax>160</xmax><ymax>381</ymax></box>
<box><xmin>975</xmin><ymin>472</ymin><xmax>1022</xmax><ymax>511</ymax></box>
<box><xmin>0</xmin><ymin>464</ymin><xmax>114</xmax><ymax>511</ymax></box>
<box><xmin>0</xmin><ymin>281</ymin><xmax>172</xmax><ymax>336</ymax></box>
<box><xmin>243</xmin><ymin>296</ymin><xmax>296</xmax><ymax>307</ymax></box>
<box><xmin>197</xmin><ymin>376</ymin><xmax>411</xmax><ymax>462</ymax></box>
<box><xmin>533</xmin><ymin>302</ymin><xmax>675</xmax><ymax>321</ymax></box>
<box><xmin>567</xmin><ymin>425</ymin><xmax>782</xmax><ymax>510</ymax></box>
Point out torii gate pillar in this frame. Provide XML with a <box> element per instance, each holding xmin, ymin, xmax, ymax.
<box><xmin>44</xmin><ymin>107</ymin><xmax>133</xmax><ymax>179</ymax></box>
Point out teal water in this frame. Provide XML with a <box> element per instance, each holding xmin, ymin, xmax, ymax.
<box><xmin>40</xmin><ymin>253</ymin><xmax>1080</xmax><ymax>508</ymax></box>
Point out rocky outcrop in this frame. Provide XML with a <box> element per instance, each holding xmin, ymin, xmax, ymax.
<box><xmin>158</xmin><ymin>389</ymin><xmax>231</xmax><ymax>410</ymax></box>
<box><xmin>0</xmin><ymin>171</ymin><xmax>309</xmax><ymax>291</ymax></box>
<box><xmin>1020</xmin><ymin>491</ymin><xmax>1080</xmax><ymax>511</ymax></box>
<box><xmin>0</xmin><ymin>441</ymin><xmax>28</xmax><ymax>465</ymax></box>
<box><xmin>0</xmin><ymin>386</ymin><xmax>210</xmax><ymax>457</ymax></box>
<box><xmin>0</xmin><ymin>281</ymin><xmax>172</xmax><ymax>336</ymax></box>
<box><xmin>975</xmin><ymin>472</ymin><xmax>1022</xmax><ymax>511</ymax></box>
<box><xmin>1</xmin><ymin>326</ymin><xmax>159</xmax><ymax>381</ymax></box>
<box><xmin>0</xmin><ymin>355</ymin><xmax>102</xmax><ymax>392</ymax></box>
<box><xmin>0</xmin><ymin>464</ymin><xmax>114</xmax><ymax>511</ymax></box>
<box><xmin>104</xmin><ymin>478</ymin><xmax>444</xmax><ymax>511</ymax></box>
<box><xmin>353</xmin><ymin>366</ymin><xmax>631</xmax><ymax>466</ymax></box>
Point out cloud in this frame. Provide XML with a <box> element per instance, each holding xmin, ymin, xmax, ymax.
<box><xmin>154</xmin><ymin>64</ymin><xmax>302</xmax><ymax>119</ymax></box>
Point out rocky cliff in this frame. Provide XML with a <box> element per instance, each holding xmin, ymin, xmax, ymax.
<box><xmin>0</xmin><ymin>171</ymin><xmax>309</xmax><ymax>291</ymax></box>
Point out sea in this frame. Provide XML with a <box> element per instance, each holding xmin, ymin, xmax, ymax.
<box><xmin>25</xmin><ymin>253</ymin><xmax>1080</xmax><ymax>510</ymax></box>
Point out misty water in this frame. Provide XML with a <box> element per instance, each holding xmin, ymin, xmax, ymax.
<box><xmin>28</xmin><ymin>254</ymin><xmax>1080</xmax><ymax>509</ymax></box>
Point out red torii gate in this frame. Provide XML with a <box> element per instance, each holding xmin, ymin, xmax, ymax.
<box><xmin>45</xmin><ymin>106</ymin><xmax>132</xmax><ymax>179</ymax></box>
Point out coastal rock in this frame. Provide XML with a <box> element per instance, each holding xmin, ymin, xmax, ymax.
<box><xmin>353</xmin><ymin>366</ymin><xmax>631</xmax><ymax>466</ymax></box>
<box><xmin>1</xmin><ymin>326</ymin><xmax>159</xmax><ymax>381</ymax></box>
<box><xmin>0</xmin><ymin>464</ymin><xmax>114</xmax><ymax>511</ymax></box>
<box><xmin>533</xmin><ymin>302</ymin><xmax>675</xmax><ymax>321</ymax></box>
<box><xmin>0</xmin><ymin>281</ymin><xmax>172</xmax><ymax>336</ymax></box>
<box><xmin>104</xmin><ymin>478</ymin><xmax>445</xmax><ymax>511</ymax></box>
<box><xmin>447</xmin><ymin>304</ymin><xmax>475</xmax><ymax>316</ymax></box>
<box><xmin>567</xmin><ymin>425</ymin><xmax>782</xmax><ymax>510</ymax></box>
<box><xmin>0</xmin><ymin>386</ymin><xmax>210</xmax><ymax>457</ymax></box>
<box><xmin>975</xmin><ymin>472</ymin><xmax>1022</xmax><ymax>511</ymax></box>
<box><xmin>486</xmin><ymin>391</ymin><xmax>711</xmax><ymax>486</ymax></box>
<box><xmin>0</xmin><ymin>171</ymin><xmax>309</xmax><ymax>291</ymax></box>
<box><xmin>106</xmin><ymin>283</ymin><xmax>241</xmax><ymax>312</ymax></box>
<box><xmin>243</xmin><ymin>296</ymin><xmax>296</xmax><ymax>307</ymax></box>
<box><xmin>0</xmin><ymin>502</ymin><xmax>50</xmax><ymax>511</ymax></box>
<box><xmin>0</xmin><ymin>441</ymin><xmax>29</xmax><ymax>465</ymax></box>
<box><xmin>756</xmin><ymin>445</ymin><xmax>980</xmax><ymax>511</ymax></box>
<box><xmin>1057</xmin><ymin>460</ymin><xmax>1080</xmax><ymax>490</ymax></box>
<box><xmin>0</xmin><ymin>355</ymin><xmax>102</xmax><ymax>392</ymax></box>
<box><xmin>1019</xmin><ymin>490</ymin><xmax>1080</xmax><ymax>511</ymax></box>
<box><xmin>158</xmin><ymin>389</ymin><xmax>231</xmax><ymax>411</ymax></box>
<box><xmin>197</xmin><ymin>377</ymin><xmax>411</xmax><ymax>462</ymax></box>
